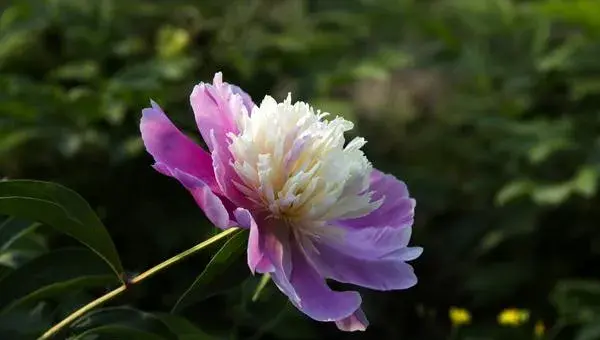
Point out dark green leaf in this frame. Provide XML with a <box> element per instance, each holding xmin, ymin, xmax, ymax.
<box><xmin>69</xmin><ymin>307</ymin><xmax>176</xmax><ymax>340</ymax></box>
<box><xmin>0</xmin><ymin>216</ymin><xmax>44</xmax><ymax>269</ymax></box>
<box><xmin>552</xmin><ymin>280</ymin><xmax>600</xmax><ymax>322</ymax></box>
<box><xmin>71</xmin><ymin>325</ymin><xmax>168</xmax><ymax>340</ymax></box>
<box><xmin>0</xmin><ymin>302</ymin><xmax>53</xmax><ymax>340</ymax></box>
<box><xmin>0</xmin><ymin>216</ymin><xmax>39</xmax><ymax>251</ymax></box>
<box><xmin>236</xmin><ymin>279</ymin><xmax>316</xmax><ymax>340</ymax></box>
<box><xmin>172</xmin><ymin>229</ymin><xmax>248</xmax><ymax>312</ymax></box>
<box><xmin>0</xmin><ymin>180</ymin><xmax>124</xmax><ymax>279</ymax></box>
<box><xmin>156</xmin><ymin>313</ymin><xmax>219</xmax><ymax>340</ymax></box>
<box><xmin>576</xmin><ymin>322</ymin><xmax>600</xmax><ymax>340</ymax></box>
<box><xmin>466</xmin><ymin>263</ymin><xmax>533</xmax><ymax>306</ymax></box>
<box><xmin>0</xmin><ymin>248</ymin><xmax>118</xmax><ymax>314</ymax></box>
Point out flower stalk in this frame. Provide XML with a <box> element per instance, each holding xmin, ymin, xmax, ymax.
<box><xmin>39</xmin><ymin>227</ymin><xmax>240</xmax><ymax>340</ymax></box>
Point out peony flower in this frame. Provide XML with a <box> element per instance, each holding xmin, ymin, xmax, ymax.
<box><xmin>140</xmin><ymin>72</ymin><xmax>422</xmax><ymax>331</ymax></box>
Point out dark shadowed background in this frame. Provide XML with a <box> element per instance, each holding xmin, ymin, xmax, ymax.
<box><xmin>1</xmin><ymin>0</ymin><xmax>600</xmax><ymax>339</ymax></box>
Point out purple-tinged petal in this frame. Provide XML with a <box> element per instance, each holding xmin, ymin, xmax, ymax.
<box><xmin>324</xmin><ymin>225</ymin><xmax>417</xmax><ymax>261</ymax></box>
<box><xmin>339</xmin><ymin>169</ymin><xmax>415</xmax><ymax>230</ymax></box>
<box><xmin>229</xmin><ymin>83</ymin><xmax>255</xmax><ymax>114</ymax></box>
<box><xmin>190</xmin><ymin>72</ymin><xmax>254</xmax><ymax>152</ymax></box>
<box><xmin>168</xmin><ymin>168</ymin><xmax>235</xmax><ymax>229</ymax></box>
<box><xmin>235</xmin><ymin>209</ymin><xmax>300</xmax><ymax>303</ymax></box>
<box><xmin>308</xmin><ymin>240</ymin><xmax>418</xmax><ymax>291</ymax></box>
<box><xmin>393</xmin><ymin>246</ymin><xmax>424</xmax><ymax>262</ymax></box>
<box><xmin>235</xmin><ymin>208</ymin><xmax>274</xmax><ymax>274</ymax></box>
<box><xmin>288</xmin><ymin>244</ymin><xmax>361</xmax><ymax>322</ymax></box>
<box><xmin>266</xmin><ymin>227</ymin><xmax>299</xmax><ymax>304</ymax></box>
<box><xmin>335</xmin><ymin>308</ymin><xmax>369</xmax><ymax>332</ymax></box>
<box><xmin>140</xmin><ymin>101</ymin><xmax>218</xmax><ymax>191</ymax></box>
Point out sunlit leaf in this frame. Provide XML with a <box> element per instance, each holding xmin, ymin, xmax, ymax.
<box><xmin>495</xmin><ymin>180</ymin><xmax>533</xmax><ymax>205</ymax></box>
<box><xmin>572</xmin><ymin>166</ymin><xmax>598</xmax><ymax>198</ymax></box>
<box><xmin>531</xmin><ymin>182</ymin><xmax>573</xmax><ymax>205</ymax></box>
<box><xmin>156</xmin><ymin>26</ymin><xmax>190</xmax><ymax>59</ymax></box>
<box><xmin>50</xmin><ymin>60</ymin><xmax>99</xmax><ymax>81</ymax></box>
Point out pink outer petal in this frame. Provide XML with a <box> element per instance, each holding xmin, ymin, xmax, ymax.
<box><xmin>190</xmin><ymin>72</ymin><xmax>254</xmax><ymax>152</ymax></box>
<box><xmin>338</xmin><ymin>169</ymin><xmax>415</xmax><ymax>230</ymax></box>
<box><xmin>162</xmin><ymin>167</ymin><xmax>236</xmax><ymax>229</ymax></box>
<box><xmin>335</xmin><ymin>308</ymin><xmax>369</xmax><ymax>332</ymax></box>
<box><xmin>190</xmin><ymin>72</ymin><xmax>255</xmax><ymax>208</ymax></box>
<box><xmin>288</xmin><ymin>244</ymin><xmax>362</xmax><ymax>322</ymax></box>
<box><xmin>140</xmin><ymin>101</ymin><xmax>218</xmax><ymax>192</ymax></box>
<box><xmin>210</xmin><ymin>130</ymin><xmax>252</xmax><ymax>207</ymax></box>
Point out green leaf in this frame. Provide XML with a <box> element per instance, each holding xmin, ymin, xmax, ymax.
<box><xmin>50</xmin><ymin>60</ymin><xmax>99</xmax><ymax>81</ymax></box>
<box><xmin>527</xmin><ymin>138</ymin><xmax>572</xmax><ymax>164</ymax></box>
<box><xmin>156</xmin><ymin>313</ymin><xmax>218</xmax><ymax>340</ymax></box>
<box><xmin>156</xmin><ymin>26</ymin><xmax>190</xmax><ymax>58</ymax></box>
<box><xmin>576</xmin><ymin>322</ymin><xmax>600</xmax><ymax>340</ymax></box>
<box><xmin>495</xmin><ymin>180</ymin><xmax>533</xmax><ymax>205</ymax></box>
<box><xmin>466</xmin><ymin>263</ymin><xmax>533</xmax><ymax>306</ymax></box>
<box><xmin>236</xmin><ymin>279</ymin><xmax>316</xmax><ymax>340</ymax></box>
<box><xmin>69</xmin><ymin>307</ymin><xmax>176</xmax><ymax>340</ymax></box>
<box><xmin>0</xmin><ymin>216</ymin><xmax>41</xmax><ymax>252</ymax></box>
<box><xmin>572</xmin><ymin>166</ymin><xmax>598</xmax><ymax>198</ymax></box>
<box><xmin>532</xmin><ymin>182</ymin><xmax>573</xmax><ymax>205</ymax></box>
<box><xmin>172</xmin><ymin>229</ymin><xmax>248</xmax><ymax>312</ymax></box>
<box><xmin>552</xmin><ymin>280</ymin><xmax>600</xmax><ymax>323</ymax></box>
<box><xmin>0</xmin><ymin>180</ymin><xmax>124</xmax><ymax>279</ymax></box>
<box><xmin>0</xmin><ymin>217</ymin><xmax>46</xmax><ymax>271</ymax></box>
<box><xmin>0</xmin><ymin>302</ymin><xmax>53</xmax><ymax>339</ymax></box>
<box><xmin>0</xmin><ymin>248</ymin><xmax>118</xmax><ymax>314</ymax></box>
<box><xmin>71</xmin><ymin>325</ymin><xmax>168</xmax><ymax>340</ymax></box>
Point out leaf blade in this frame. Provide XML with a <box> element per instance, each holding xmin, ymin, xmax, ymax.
<box><xmin>172</xmin><ymin>229</ymin><xmax>248</xmax><ymax>312</ymax></box>
<box><xmin>0</xmin><ymin>248</ymin><xmax>118</xmax><ymax>314</ymax></box>
<box><xmin>0</xmin><ymin>180</ymin><xmax>123</xmax><ymax>279</ymax></box>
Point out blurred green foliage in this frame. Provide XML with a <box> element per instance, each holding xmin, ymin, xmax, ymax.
<box><xmin>1</xmin><ymin>0</ymin><xmax>600</xmax><ymax>339</ymax></box>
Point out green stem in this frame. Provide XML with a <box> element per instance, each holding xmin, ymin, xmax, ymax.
<box><xmin>38</xmin><ymin>227</ymin><xmax>240</xmax><ymax>340</ymax></box>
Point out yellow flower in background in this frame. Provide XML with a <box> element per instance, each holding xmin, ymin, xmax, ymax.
<box><xmin>497</xmin><ymin>308</ymin><xmax>530</xmax><ymax>326</ymax></box>
<box><xmin>449</xmin><ymin>307</ymin><xmax>471</xmax><ymax>326</ymax></box>
<box><xmin>534</xmin><ymin>320</ymin><xmax>546</xmax><ymax>337</ymax></box>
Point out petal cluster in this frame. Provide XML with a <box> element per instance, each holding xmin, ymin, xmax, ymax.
<box><xmin>140</xmin><ymin>72</ymin><xmax>422</xmax><ymax>331</ymax></box>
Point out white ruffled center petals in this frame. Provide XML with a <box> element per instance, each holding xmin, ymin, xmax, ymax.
<box><xmin>228</xmin><ymin>94</ymin><xmax>381</xmax><ymax>237</ymax></box>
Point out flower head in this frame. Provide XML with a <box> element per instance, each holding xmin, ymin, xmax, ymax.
<box><xmin>140</xmin><ymin>72</ymin><xmax>422</xmax><ymax>331</ymax></box>
<box><xmin>498</xmin><ymin>308</ymin><xmax>530</xmax><ymax>326</ymax></box>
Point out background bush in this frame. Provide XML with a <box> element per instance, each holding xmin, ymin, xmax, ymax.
<box><xmin>1</xmin><ymin>0</ymin><xmax>600</xmax><ymax>339</ymax></box>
